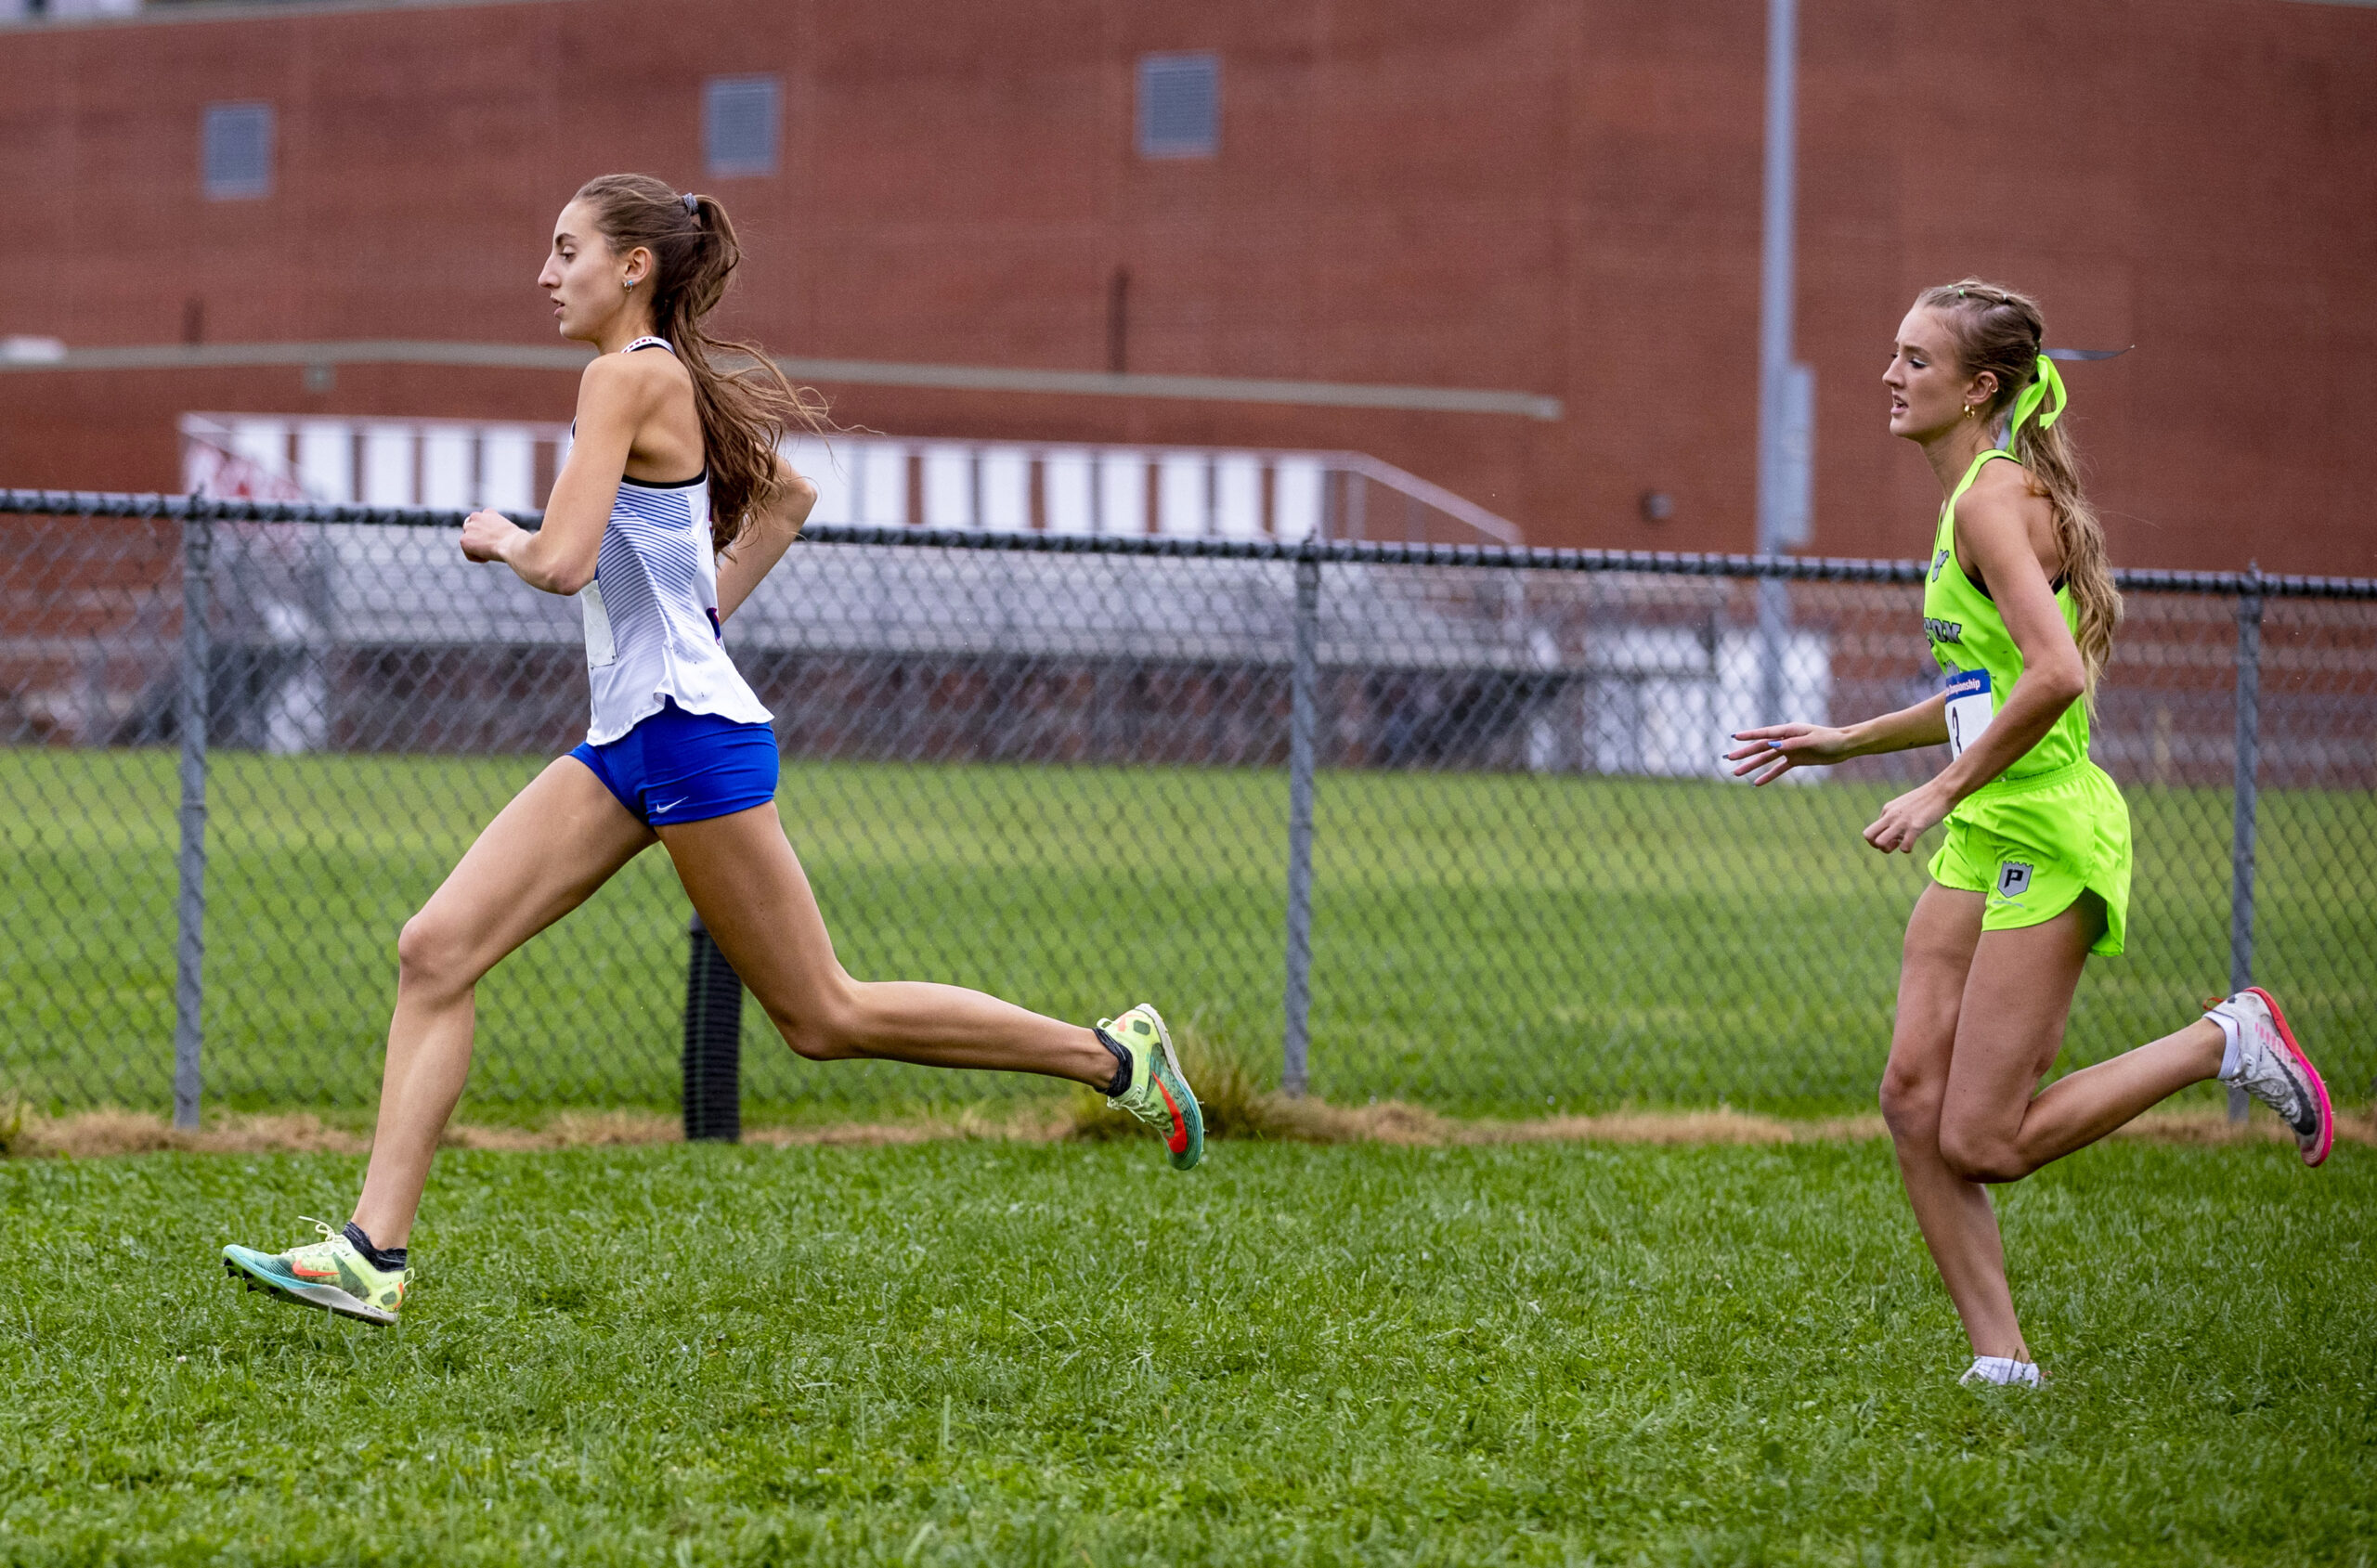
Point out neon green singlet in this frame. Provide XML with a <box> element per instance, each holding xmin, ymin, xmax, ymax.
<box><xmin>1920</xmin><ymin>448</ymin><xmax>2089</xmax><ymax>781</ymax></box>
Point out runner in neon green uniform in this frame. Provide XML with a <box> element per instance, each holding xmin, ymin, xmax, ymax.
<box><xmin>1729</xmin><ymin>279</ymin><xmax>2332</xmax><ymax>1390</ymax></box>
<box><xmin>1922</xmin><ymin>445</ymin><xmax>2134</xmax><ymax>955</ymax></box>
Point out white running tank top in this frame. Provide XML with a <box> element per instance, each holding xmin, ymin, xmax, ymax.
<box><xmin>577</xmin><ymin>337</ymin><xmax>774</xmax><ymax>745</ymax></box>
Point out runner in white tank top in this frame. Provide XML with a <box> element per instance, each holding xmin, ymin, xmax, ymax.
<box><xmin>578</xmin><ymin>335</ymin><xmax>773</xmax><ymax>745</ymax></box>
<box><xmin>223</xmin><ymin>177</ymin><xmax>1203</xmax><ymax>1329</ymax></box>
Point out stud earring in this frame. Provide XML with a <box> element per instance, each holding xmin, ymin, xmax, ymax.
<box><xmin>1962</xmin><ymin>403</ymin><xmax>1974</xmax><ymax>418</ymax></box>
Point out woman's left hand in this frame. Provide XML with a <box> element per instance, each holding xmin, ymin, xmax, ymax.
<box><xmin>1864</xmin><ymin>784</ymin><xmax>1951</xmax><ymax>854</ymax></box>
<box><xmin>460</xmin><ymin>509</ymin><xmax>524</xmax><ymax>565</ymax></box>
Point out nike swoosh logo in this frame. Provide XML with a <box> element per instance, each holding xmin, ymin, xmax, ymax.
<box><xmin>1157</xmin><ymin>1081</ymin><xmax>1188</xmax><ymax>1153</ymax></box>
<box><xmin>651</xmin><ymin>797</ymin><xmax>688</xmax><ymax>815</ymax></box>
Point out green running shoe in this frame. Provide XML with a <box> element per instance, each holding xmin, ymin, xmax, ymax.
<box><xmin>1098</xmin><ymin>1003</ymin><xmax>1203</xmax><ymax>1171</ymax></box>
<box><xmin>223</xmin><ymin>1218</ymin><xmax>409</xmax><ymax>1327</ymax></box>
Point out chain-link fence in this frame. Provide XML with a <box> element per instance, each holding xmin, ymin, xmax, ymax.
<box><xmin>4</xmin><ymin>489</ymin><xmax>2371</xmax><ymax>1125</ymax></box>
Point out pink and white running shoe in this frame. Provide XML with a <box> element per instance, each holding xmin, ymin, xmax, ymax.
<box><xmin>2209</xmin><ymin>987</ymin><xmax>2334</xmax><ymax>1167</ymax></box>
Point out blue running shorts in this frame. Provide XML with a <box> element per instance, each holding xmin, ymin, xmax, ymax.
<box><xmin>568</xmin><ymin>698</ymin><xmax>779</xmax><ymax>827</ymax></box>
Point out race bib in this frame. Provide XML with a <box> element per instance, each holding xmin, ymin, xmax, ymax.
<box><xmin>1944</xmin><ymin>667</ymin><xmax>1993</xmax><ymax>760</ymax></box>
<box><xmin>581</xmin><ymin>579</ymin><xmax>617</xmax><ymax>667</ymax></box>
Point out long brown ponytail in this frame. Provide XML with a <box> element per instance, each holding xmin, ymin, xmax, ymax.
<box><xmin>572</xmin><ymin>174</ymin><xmax>830</xmax><ymax>551</ymax></box>
<box><xmin>1916</xmin><ymin>279</ymin><xmax>2123</xmax><ymax>697</ymax></box>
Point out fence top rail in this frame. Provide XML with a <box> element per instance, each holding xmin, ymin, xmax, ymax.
<box><xmin>6</xmin><ymin>487</ymin><xmax>2373</xmax><ymax>600</ymax></box>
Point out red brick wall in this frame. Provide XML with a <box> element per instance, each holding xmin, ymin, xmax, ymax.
<box><xmin>2</xmin><ymin>0</ymin><xmax>2371</xmax><ymax>573</ymax></box>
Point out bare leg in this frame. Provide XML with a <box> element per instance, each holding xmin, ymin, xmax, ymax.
<box><xmin>1878</xmin><ymin>886</ymin><xmax>2033</xmax><ymax>1359</ymax></box>
<box><xmin>1883</xmin><ymin>886</ymin><xmax>2230</xmax><ymax>1361</ymax></box>
<box><xmin>350</xmin><ymin>759</ymin><xmax>656</xmax><ymax>1246</ymax></box>
<box><xmin>1939</xmin><ymin>904</ymin><xmax>2225</xmax><ymax>1183</ymax></box>
<box><xmin>656</xmin><ymin>805</ymin><xmax>1116</xmax><ymax>1084</ymax></box>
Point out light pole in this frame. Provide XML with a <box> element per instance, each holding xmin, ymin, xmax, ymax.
<box><xmin>1755</xmin><ymin>0</ymin><xmax>1813</xmax><ymax>728</ymax></box>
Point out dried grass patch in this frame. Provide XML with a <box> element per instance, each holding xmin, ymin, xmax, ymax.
<box><xmin>1</xmin><ymin>1092</ymin><xmax>2364</xmax><ymax>1161</ymax></box>
<box><xmin>438</xmin><ymin>1111</ymin><xmax>683</xmax><ymax>1151</ymax></box>
<box><xmin>5</xmin><ymin>1108</ymin><xmax>370</xmax><ymax>1160</ymax></box>
<box><xmin>747</xmin><ymin>1104</ymin><xmax>1069</xmax><ymax>1147</ymax></box>
<box><xmin>2110</xmin><ymin>1105</ymin><xmax>2374</xmax><ymax>1147</ymax></box>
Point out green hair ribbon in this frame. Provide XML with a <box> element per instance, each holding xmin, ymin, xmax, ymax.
<box><xmin>1997</xmin><ymin>355</ymin><xmax>2063</xmax><ymax>453</ymax></box>
<box><xmin>1999</xmin><ymin>345</ymin><xmax>2130</xmax><ymax>454</ymax></box>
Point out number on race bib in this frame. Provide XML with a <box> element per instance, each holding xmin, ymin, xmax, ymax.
<box><xmin>1944</xmin><ymin>667</ymin><xmax>1994</xmax><ymax>760</ymax></box>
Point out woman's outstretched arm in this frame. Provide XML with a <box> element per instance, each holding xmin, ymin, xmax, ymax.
<box><xmin>716</xmin><ymin>456</ymin><xmax>820</xmax><ymax>621</ymax></box>
<box><xmin>1726</xmin><ymin>693</ymin><xmax>1950</xmax><ymax>786</ymax></box>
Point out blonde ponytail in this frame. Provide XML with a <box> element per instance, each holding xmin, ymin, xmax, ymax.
<box><xmin>2011</xmin><ymin>408</ymin><xmax>2121</xmax><ymax>696</ymax></box>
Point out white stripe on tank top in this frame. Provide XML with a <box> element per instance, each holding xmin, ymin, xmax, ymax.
<box><xmin>578</xmin><ymin>336</ymin><xmax>773</xmax><ymax>745</ymax></box>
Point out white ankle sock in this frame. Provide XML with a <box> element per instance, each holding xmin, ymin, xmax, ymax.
<box><xmin>1961</xmin><ymin>1355</ymin><xmax>2041</xmax><ymax>1387</ymax></box>
<box><xmin>2208</xmin><ymin>1004</ymin><xmax>2243</xmax><ymax>1080</ymax></box>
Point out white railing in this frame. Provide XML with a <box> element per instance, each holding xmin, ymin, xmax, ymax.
<box><xmin>180</xmin><ymin>413</ymin><xmax>566</xmax><ymax>512</ymax></box>
<box><xmin>781</xmin><ymin>436</ymin><xmax>1521</xmax><ymax>546</ymax></box>
<box><xmin>181</xmin><ymin>414</ymin><xmax>1523</xmax><ymax>546</ymax></box>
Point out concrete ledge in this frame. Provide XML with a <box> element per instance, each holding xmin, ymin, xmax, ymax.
<box><xmin>0</xmin><ymin>339</ymin><xmax>1566</xmax><ymax>421</ymax></box>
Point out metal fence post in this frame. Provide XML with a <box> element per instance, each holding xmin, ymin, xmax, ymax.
<box><xmin>173</xmin><ymin>505</ymin><xmax>213</xmax><ymax>1131</ymax></box>
<box><xmin>2227</xmin><ymin>567</ymin><xmax>2264</xmax><ymax>1123</ymax></box>
<box><xmin>682</xmin><ymin>911</ymin><xmax>745</xmax><ymax>1143</ymax></box>
<box><xmin>1281</xmin><ymin>551</ymin><xmax>1320</xmax><ymax>1098</ymax></box>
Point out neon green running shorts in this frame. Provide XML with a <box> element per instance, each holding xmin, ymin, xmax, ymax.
<box><xmin>1929</xmin><ymin>758</ymin><xmax>2133</xmax><ymax>956</ymax></box>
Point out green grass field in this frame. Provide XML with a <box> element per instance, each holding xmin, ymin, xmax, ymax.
<box><xmin>1</xmin><ymin>1137</ymin><xmax>2369</xmax><ymax>1564</ymax></box>
<box><xmin>3</xmin><ymin>749</ymin><xmax>2371</xmax><ymax>1121</ymax></box>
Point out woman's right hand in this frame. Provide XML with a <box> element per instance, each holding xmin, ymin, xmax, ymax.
<box><xmin>460</xmin><ymin>508</ymin><xmax>523</xmax><ymax>565</ymax></box>
<box><xmin>1725</xmin><ymin>722</ymin><xmax>1856</xmax><ymax>785</ymax></box>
